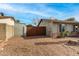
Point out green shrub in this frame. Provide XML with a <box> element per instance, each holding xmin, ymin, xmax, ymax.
<box><xmin>60</xmin><ymin>31</ymin><xmax>70</xmax><ymax>37</ymax></box>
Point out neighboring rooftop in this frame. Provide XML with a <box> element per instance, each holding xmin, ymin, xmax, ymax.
<box><xmin>38</xmin><ymin>18</ymin><xmax>79</xmax><ymax>26</ymax></box>
<box><xmin>0</xmin><ymin>16</ymin><xmax>15</xmax><ymax>21</ymax></box>
<box><xmin>0</xmin><ymin>12</ymin><xmax>15</xmax><ymax>21</ymax></box>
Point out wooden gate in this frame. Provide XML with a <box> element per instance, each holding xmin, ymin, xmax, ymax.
<box><xmin>27</xmin><ymin>26</ymin><xmax>46</xmax><ymax>36</ymax></box>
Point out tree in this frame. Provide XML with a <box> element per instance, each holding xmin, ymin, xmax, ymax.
<box><xmin>32</xmin><ymin>18</ymin><xmax>41</xmax><ymax>26</ymax></box>
<box><xmin>27</xmin><ymin>24</ymin><xmax>33</xmax><ymax>27</ymax></box>
<box><xmin>0</xmin><ymin>12</ymin><xmax>4</xmax><ymax>16</ymax></box>
<box><xmin>65</xmin><ymin>17</ymin><xmax>75</xmax><ymax>21</ymax></box>
<box><xmin>16</xmin><ymin>20</ymin><xmax>20</xmax><ymax>23</ymax></box>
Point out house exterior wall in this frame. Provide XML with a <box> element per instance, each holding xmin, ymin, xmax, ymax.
<box><xmin>0</xmin><ymin>18</ymin><xmax>14</xmax><ymax>41</ymax></box>
<box><xmin>6</xmin><ymin>25</ymin><xmax>14</xmax><ymax>41</ymax></box>
<box><xmin>51</xmin><ymin>24</ymin><xmax>59</xmax><ymax>33</ymax></box>
<box><xmin>39</xmin><ymin>21</ymin><xmax>52</xmax><ymax>36</ymax></box>
<box><xmin>65</xmin><ymin>24</ymin><xmax>73</xmax><ymax>32</ymax></box>
<box><xmin>14</xmin><ymin>23</ymin><xmax>26</xmax><ymax>37</ymax></box>
<box><xmin>0</xmin><ymin>24</ymin><xmax>6</xmax><ymax>41</ymax></box>
<box><xmin>46</xmin><ymin>23</ymin><xmax>52</xmax><ymax>36</ymax></box>
<box><xmin>39</xmin><ymin>20</ymin><xmax>79</xmax><ymax>38</ymax></box>
<box><xmin>51</xmin><ymin>23</ymin><xmax>59</xmax><ymax>38</ymax></box>
<box><xmin>39</xmin><ymin>21</ymin><xmax>60</xmax><ymax>38</ymax></box>
<box><xmin>0</xmin><ymin>18</ymin><xmax>14</xmax><ymax>25</ymax></box>
<box><xmin>39</xmin><ymin>21</ymin><xmax>48</xmax><ymax>26</ymax></box>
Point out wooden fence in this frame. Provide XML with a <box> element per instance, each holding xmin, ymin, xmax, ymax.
<box><xmin>27</xmin><ymin>26</ymin><xmax>46</xmax><ymax>36</ymax></box>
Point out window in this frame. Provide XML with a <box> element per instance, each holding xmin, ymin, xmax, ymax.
<box><xmin>61</xmin><ymin>24</ymin><xmax>65</xmax><ymax>32</ymax></box>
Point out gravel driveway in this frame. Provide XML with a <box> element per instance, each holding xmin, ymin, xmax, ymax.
<box><xmin>0</xmin><ymin>36</ymin><xmax>79</xmax><ymax>56</ymax></box>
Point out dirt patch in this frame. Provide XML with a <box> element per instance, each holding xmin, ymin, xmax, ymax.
<box><xmin>13</xmin><ymin>47</ymin><xmax>31</xmax><ymax>53</ymax></box>
<box><xmin>35</xmin><ymin>41</ymin><xmax>67</xmax><ymax>45</ymax></box>
<box><xmin>66</xmin><ymin>40</ymin><xmax>79</xmax><ymax>46</ymax></box>
<box><xmin>0</xmin><ymin>37</ymin><xmax>79</xmax><ymax>56</ymax></box>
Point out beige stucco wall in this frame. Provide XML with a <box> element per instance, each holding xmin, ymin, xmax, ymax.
<box><xmin>46</xmin><ymin>23</ymin><xmax>52</xmax><ymax>36</ymax></box>
<box><xmin>39</xmin><ymin>21</ymin><xmax>51</xmax><ymax>36</ymax></box>
<box><xmin>51</xmin><ymin>23</ymin><xmax>59</xmax><ymax>37</ymax></box>
<box><xmin>0</xmin><ymin>24</ymin><xmax>6</xmax><ymax>41</ymax></box>
<box><xmin>40</xmin><ymin>20</ymin><xmax>75</xmax><ymax>38</ymax></box>
<box><xmin>6</xmin><ymin>25</ymin><xmax>14</xmax><ymax>41</ymax></box>
<box><xmin>39</xmin><ymin>21</ymin><xmax>59</xmax><ymax>36</ymax></box>
<box><xmin>0</xmin><ymin>24</ymin><xmax>14</xmax><ymax>41</ymax></box>
<box><xmin>39</xmin><ymin>21</ymin><xmax>49</xmax><ymax>26</ymax></box>
<box><xmin>51</xmin><ymin>24</ymin><xmax>59</xmax><ymax>33</ymax></box>
<box><xmin>14</xmin><ymin>23</ymin><xmax>26</xmax><ymax>37</ymax></box>
<box><xmin>40</xmin><ymin>21</ymin><xmax>60</xmax><ymax>37</ymax></box>
<box><xmin>0</xmin><ymin>18</ymin><xmax>14</xmax><ymax>41</ymax></box>
<box><xmin>0</xmin><ymin>18</ymin><xmax>14</xmax><ymax>26</ymax></box>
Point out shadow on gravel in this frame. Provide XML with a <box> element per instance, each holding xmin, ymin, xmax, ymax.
<box><xmin>35</xmin><ymin>41</ymin><xmax>67</xmax><ymax>45</ymax></box>
<box><xmin>65</xmin><ymin>40</ymin><xmax>79</xmax><ymax>46</ymax></box>
<box><xmin>23</xmin><ymin>36</ymin><xmax>50</xmax><ymax>40</ymax></box>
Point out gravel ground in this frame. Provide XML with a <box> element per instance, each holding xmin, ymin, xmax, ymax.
<box><xmin>0</xmin><ymin>36</ymin><xmax>79</xmax><ymax>56</ymax></box>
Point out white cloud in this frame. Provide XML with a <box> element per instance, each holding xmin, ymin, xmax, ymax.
<box><xmin>33</xmin><ymin>4</ymin><xmax>65</xmax><ymax>19</ymax></box>
<box><xmin>0</xmin><ymin>3</ymin><xmax>65</xmax><ymax>18</ymax></box>
<box><xmin>0</xmin><ymin>4</ymin><xmax>17</xmax><ymax>11</ymax></box>
<box><xmin>0</xmin><ymin>4</ymin><xmax>51</xmax><ymax>17</ymax></box>
<box><xmin>1</xmin><ymin>3</ymin><xmax>77</xmax><ymax>21</ymax></box>
<box><xmin>1</xmin><ymin>3</ymin><xmax>79</xmax><ymax>23</ymax></box>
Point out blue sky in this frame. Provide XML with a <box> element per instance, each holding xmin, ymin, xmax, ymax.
<box><xmin>0</xmin><ymin>3</ymin><xmax>79</xmax><ymax>25</ymax></box>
